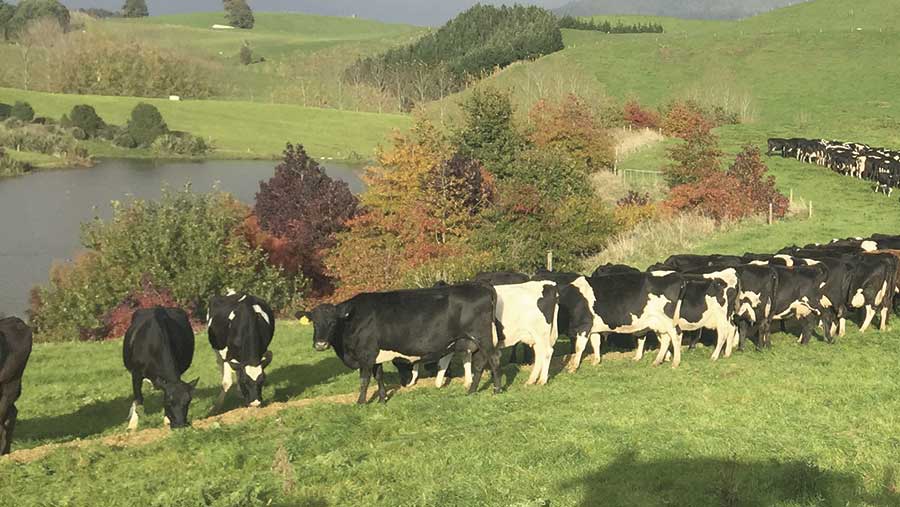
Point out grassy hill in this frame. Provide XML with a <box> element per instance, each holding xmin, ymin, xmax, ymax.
<box><xmin>0</xmin><ymin>88</ymin><xmax>410</xmax><ymax>161</ymax></box>
<box><xmin>5</xmin><ymin>1</ymin><xmax>900</xmax><ymax>504</ymax></box>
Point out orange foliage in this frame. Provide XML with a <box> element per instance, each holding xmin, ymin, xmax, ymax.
<box><xmin>623</xmin><ymin>100</ymin><xmax>661</xmax><ymax>129</ymax></box>
<box><xmin>528</xmin><ymin>94</ymin><xmax>614</xmax><ymax>172</ymax></box>
<box><xmin>661</xmin><ymin>100</ymin><xmax>713</xmax><ymax>139</ymax></box>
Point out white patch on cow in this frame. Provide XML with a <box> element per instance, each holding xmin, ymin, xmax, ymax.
<box><xmin>819</xmin><ymin>282</ymin><xmax>826</xmax><ymax>288</ymax></box>
<box><xmin>143</xmin><ymin>378</ymin><xmax>152</xmax><ymax>385</ymax></box>
<box><xmin>703</xmin><ymin>268</ymin><xmax>738</xmax><ymax>289</ymax></box>
<box><xmin>127</xmin><ymin>401</ymin><xmax>139</xmax><ymax>430</ymax></box>
<box><xmin>228</xmin><ymin>311</ymin><xmax>236</xmax><ymax>321</ymax></box>
<box><xmin>494</xmin><ymin>281</ymin><xmax>559</xmax><ymax>385</ymax></box>
<box><xmin>463</xmin><ymin>355</ymin><xmax>473</xmax><ymax>389</ymax></box>
<box><xmin>738</xmin><ymin>303</ymin><xmax>756</xmax><ymax>322</ymax></box>
<box><xmin>774</xmin><ymin>255</ymin><xmax>795</xmax><ymax>267</ymax></box>
<box><xmin>250</xmin><ymin>400</ymin><xmax>261</xmax><ymax>408</ymax></box>
<box><xmin>851</xmin><ymin>289</ymin><xmax>865</xmax><ymax>308</ymax></box>
<box><xmin>650</xmin><ymin>270</ymin><xmax>675</xmax><ymax>277</ymax></box>
<box><xmin>244</xmin><ymin>364</ymin><xmax>263</xmax><ymax>381</ymax></box>
<box><xmin>804</xmin><ymin>259</ymin><xmax>821</xmax><ymax>266</ymax></box>
<box><xmin>875</xmin><ymin>281</ymin><xmax>888</xmax><ymax>306</ymax></box>
<box><xmin>774</xmin><ymin>297</ymin><xmax>814</xmax><ymax>320</ymax></box>
<box><xmin>861</xmin><ymin>241</ymin><xmax>878</xmax><ymax>252</ymax></box>
<box><xmin>252</xmin><ymin>304</ymin><xmax>270</xmax><ymax>325</ymax></box>
<box><xmin>163</xmin><ymin>415</ymin><xmax>170</xmax><ymax>427</ymax></box>
<box><xmin>434</xmin><ymin>354</ymin><xmax>452</xmax><ymax>388</ymax></box>
<box><xmin>218</xmin><ymin>347</ymin><xmax>229</xmax><ymax>361</ymax></box>
<box><xmin>206</xmin><ymin>311</ymin><xmax>212</xmax><ymax>329</ymax></box>
<box><xmin>375</xmin><ymin>350</ymin><xmax>421</xmax><ymax>364</ymax></box>
<box><xmin>226</xmin><ymin>288</ymin><xmax>237</xmax><ymax>296</ymax></box>
<box><xmin>406</xmin><ymin>364</ymin><xmax>420</xmax><ymax>387</ymax></box>
<box><xmin>238</xmin><ymin>295</ymin><xmax>247</xmax><ymax>302</ymax></box>
<box><xmin>860</xmin><ymin>305</ymin><xmax>876</xmax><ymax>332</ymax></box>
<box><xmin>749</xmin><ymin>260</ymin><xmax>769</xmax><ymax>266</ymax></box>
<box><xmin>820</xmin><ymin>295</ymin><xmax>832</xmax><ymax>308</ymax></box>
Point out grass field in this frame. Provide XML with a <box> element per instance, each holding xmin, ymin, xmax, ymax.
<box><xmin>4</xmin><ymin>1</ymin><xmax>900</xmax><ymax>504</ymax></box>
<box><xmin>0</xmin><ymin>87</ymin><xmax>411</xmax><ymax>161</ymax></box>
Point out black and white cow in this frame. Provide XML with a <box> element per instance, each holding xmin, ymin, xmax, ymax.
<box><xmin>732</xmin><ymin>265</ymin><xmax>779</xmax><ymax>349</ymax></box>
<box><xmin>591</xmin><ymin>263</ymin><xmax>641</xmax><ymax>278</ymax></box>
<box><xmin>768</xmin><ymin>265</ymin><xmax>832</xmax><ymax>345</ymax></box>
<box><xmin>298</xmin><ymin>284</ymin><xmax>501</xmax><ymax>403</ymax></box>
<box><xmin>852</xmin><ymin>253</ymin><xmax>898</xmax><ymax>332</ymax></box>
<box><xmin>208</xmin><ymin>292</ymin><xmax>275</xmax><ymax>408</ymax></box>
<box><xmin>564</xmin><ymin>272</ymin><xmax>684</xmax><ymax>371</ymax></box>
<box><xmin>0</xmin><ymin>317</ymin><xmax>32</xmax><ymax>455</ymax></box>
<box><xmin>123</xmin><ymin>308</ymin><xmax>197</xmax><ymax>430</ymax></box>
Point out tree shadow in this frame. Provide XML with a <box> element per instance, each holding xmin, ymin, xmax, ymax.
<box><xmin>268</xmin><ymin>356</ymin><xmax>351</xmax><ymax>402</ymax></box>
<box><xmin>564</xmin><ymin>451</ymin><xmax>900</xmax><ymax>507</ymax></box>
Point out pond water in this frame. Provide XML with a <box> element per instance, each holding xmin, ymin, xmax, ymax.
<box><xmin>0</xmin><ymin>158</ymin><xmax>364</xmax><ymax>317</ymax></box>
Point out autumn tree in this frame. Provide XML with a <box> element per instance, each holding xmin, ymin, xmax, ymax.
<box><xmin>664</xmin><ymin>128</ymin><xmax>723</xmax><ymax>187</ymax></box>
<box><xmin>254</xmin><ymin>144</ymin><xmax>359</xmax><ymax>296</ymax></box>
<box><xmin>528</xmin><ymin>94</ymin><xmax>614</xmax><ymax>173</ymax></box>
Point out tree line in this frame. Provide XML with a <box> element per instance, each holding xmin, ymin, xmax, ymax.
<box><xmin>344</xmin><ymin>4</ymin><xmax>564</xmax><ymax>111</ymax></box>
<box><xmin>558</xmin><ymin>16</ymin><xmax>664</xmax><ymax>33</ymax></box>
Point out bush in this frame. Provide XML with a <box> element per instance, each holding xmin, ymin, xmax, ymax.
<box><xmin>98</xmin><ymin>124</ymin><xmax>122</xmax><ymax>141</ymax></box>
<box><xmin>113</xmin><ymin>131</ymin><xmax>137</xmax><ymax>148</ymax></box>
<box><xmin>69</xmin><ymin>104</ymin><xmax>106</xmax><ymax>138</ymax></box>
<box><xmin>456</xmin><ymin>86</ymin><xmax>525</xmax><ymax>179</ymax></box>
<box><xmin>254</xmin><ymin>144</ymin><xmax>359</xmax><ymax>296</ymax></box>
<box><xmin>121</xmin><ymin>0</ymin><xmax>148</xmax><ymax>18</ymax></box>
<box><xmin>11</xmin><ymin>101</ymin><xmax>35</xmax><ymax>122</ymax></box>
<box><xmin>664</xmin><ymin>129</ymin><xmax>723</xmax><ymax>187</ymax></box>
<box><xmin>70</xmin><ymin>126</ymin><xmax>87</xmax><ymax>140</ymax></box>
<box><xmin>0</xmin><ymin>147</ymin><xmax>33</xmax><ymax>177</ymax></box>
<box><xmin>127</xmin><ymin>103</ymin><xmax>168</xmax><ymax>147</ymax></box>
<box><xmin>528</xmin><ymin>94</ymin><xmax>614</xmax><ymax>173</ymax></box>
<box><xmin>0</xmin><ymin>103</ymin><xmax>10</xmax><ymax>120</ymax></box>
<box><xmin>224</xmin><ymin>0</ymin><xmax>254</xmax><ymax>29</ymax></box>
<box><xmin>239</xmin><ymin>42</ymin><xmax>252</xmax><ymax>65</ymax></box>
<box><xmin>30</xmin><ymin>189</ymin><xmax>299</xmax><ymax>341</ymax></box>
<box><xmin>7</xmin><ymin>0</ymin><xmax>70</xmax><ymax>37</ymax></box>
<box><xmin>623</xmin><ymin>100</ymin><xmax>661</xmax><ymax>129</ymax></box>
<box><xmin>152</xmin><ymin>131</ymin><xmax>210</xmax><ymax>156</ymax></box>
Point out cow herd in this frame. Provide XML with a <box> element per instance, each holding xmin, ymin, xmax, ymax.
<box><xmin>1</xmin><ymin>234</ymin><xmax>900</xmax><ymax>456</ymax></box>
<box><xmin>767</xmin><ymin>138</ymin><xmax>900</xmax><ymax>195</ymax></box>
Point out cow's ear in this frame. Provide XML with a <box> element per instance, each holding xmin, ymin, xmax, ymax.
<box><xmin>261</xmin><ymin>350</ymin><xmax>273</xmax><ymax>368</ymax></box>
<box><xmin>187</xmin><ymin>378</ymin><xmax>199</xmax><ymax>391</ymax></box>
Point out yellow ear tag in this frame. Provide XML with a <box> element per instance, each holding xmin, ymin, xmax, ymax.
<box><xmin>299</xmin><ymin>316</ymin><xmax>311</xmax><ymax>326</ymax></box>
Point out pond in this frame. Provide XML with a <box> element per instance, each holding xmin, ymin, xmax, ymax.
<box><xmin>0</xmin><ymin>158</ymin><xmax>365</xmax><ymax>317</ymax></box>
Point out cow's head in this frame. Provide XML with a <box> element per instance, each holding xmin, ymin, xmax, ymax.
<box><xmin>297</xmin><ymin>304</ymin><xmax>350</xmax><ymax>352</ymax></box>
<box><xmin>162</xmin><ymin>377</ymin><xmax>198</xmax><ymax>429</ymax></box>
<box><xmin>236</xmin><ymin>350</ymin><xmax>273</xmax><ymax>407</ymax></box>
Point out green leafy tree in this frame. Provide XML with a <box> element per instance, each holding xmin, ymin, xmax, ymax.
<box><xmin>127</xmin><ymin>103</ymin><xmax>168</xmax><ymax>147</ymax></box>
<box><xmin>0</xmin><ymin>1</ymin><xmax>15</xmax><ymax>40</ymax></box>
<box><xmin>121</xmin><ymin>0</ymin><xmax>148</xmax><ymax>18</ymax></box>
<box><xmin>224</xmin><ymin>0</ymin><xmax>254</xmax><ymax>29</ymax></box>
<box><xmin>69</xmin><ymin>104</ymin><xmax>106</xmax><ymax>138</ymax></box>
<box><xmin>664</xmin><ymin>129</ymin><xmax>723</xmax><ymax>187</ymax></box>
<box><xmin>455</xmin><ymin>86</ymin><xmax>525</xmax><ymax>179</ymax></box>
<box><xmin>10</xmin><ymin>101</ymin><xmax>35</xmax><ymax>122</ymax></box>
<box><xmin>7</xmin><ymin>0</ymin><xmax>70</xmax><ymax>36</ymax></box>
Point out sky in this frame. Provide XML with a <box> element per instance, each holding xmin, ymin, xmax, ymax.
<box><xmin>55</xmin><ymin>1</ymin><xmax>572</xmax><ymax>26</ymax></box>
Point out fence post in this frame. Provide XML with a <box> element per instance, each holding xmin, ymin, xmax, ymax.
<box><xmin>768</xmin><ymin>203</ymin><xmax>773</xmax><ymax>225</ymax></box>
<box><xmin>614</xmin><ymin>147</ymin><xmax>619</xmax><ymax>175</ymax></box>
<box><xmin>789</xmin><ymin>189</ymin><xmax>794</xmax><ymax>205</ymax></box>
<box><xmin>546</xmin><ymin>251</ymin><xmax>553</xmax><ymax>272</ymax></box>
<box><xmin>808</xmin><ymin>201</ymin><xmax>813</xmax><ymax>219</ymax></box>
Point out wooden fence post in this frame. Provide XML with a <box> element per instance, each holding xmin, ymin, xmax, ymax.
<box><xmin>768</xmin><ymin>203</ymin><xmax>773</xmax><ymax>225</ymax></box>
<box><xmin>789</xmin><ymin>189</ymin><xmax>794</xmax><ymax>205</ymax></box>
<box><xmin>546</xmin><ymin>251</ymin><xmax>553</xmax><ymax>272</ymax></box>
<box><xmin>808</xmin><ymin>201</ymin><xmax>813</xmax><ymax>219</ymax></box>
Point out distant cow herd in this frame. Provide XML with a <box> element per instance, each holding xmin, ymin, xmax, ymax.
<box><xmin>2</xmin><ymin>234</ymin><xmax>900</xmax><ymax>455</ymax></box>
<box><xmin>767</xmin><ymin>138</ymin><xmax>900</xmax><ymax>195</ymax></box>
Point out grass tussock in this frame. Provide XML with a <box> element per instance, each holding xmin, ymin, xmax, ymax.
<box><xmin>612</xmin><ymin>126</ymin><xmax>665</xmax><ymax>158</ymax></box>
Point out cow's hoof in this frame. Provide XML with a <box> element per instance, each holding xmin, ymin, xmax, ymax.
<box><xmin>492</xmin><ymin>388</ymin><xmax>504</xmax><ymax>395</ymax></box>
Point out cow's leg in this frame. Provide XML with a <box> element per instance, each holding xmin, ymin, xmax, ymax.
<box><xmin>633</xmin><ymin>336</ymin><xmax>646</xmax><ymax>361</ymax></box>
<box><xmin>128</xmin><ymin>372</ymin><xmax>143</xmax><ymax>431</ymax></box>
<box><xmin>0</xmin><ymin>404</ymin><xmax>17</xmax><ymax>455</ymax></box>
<box><xmin>357</xmin><ymin>365</ymin><xmax>373</xmax><ymax>404</ymax></box>
<box><xmin>839</xmin><ymin>317</ymin><xmax>846</xmax><ymax>337</ymax></box>
<box><xmin>568</xmin><ymin>332</ymin><xmax>589</xmax><ymax>373</ymax></box>
<box><xmin>652</xmin><ymin>331</ymin><xmax>673</xmax><ymax>367</ymax></box>
<box><xmin>374</xmin><ymin>364</ymin><xmax>387</xmax><ymax>403</ymax></box>
<box><xmin>462</xmin><ymin>352</ymin><xmax>473</xmax><ymax>390</ymax></box>
<box><xmin>880</xmin><ymin>306</ymin><xmax>889</xmax><ymax>331</ymax></box>
<box><xmin>488</xmin><ymin>347</ymin><xmax>503</xmax><ymax>394</ymax></box>
<box><xmin>799</xmin><ymin>317</ymin><xmax>813</xmax><ymax>345</ymax></box>
<box><xmin>525</xmin><ymin>343</ymin><xmax>543</xmax><ymax>385</ymax></box>
<box><xmin>214</xmin><ymin>350</ymin><xmax>234</xmax><ymax>409</ymax></box>
<box><xmin>408</xmin><ymin>363</ymin><xmax>420</xmax><ymax>387</ymax></box>
<box><xmin>687</xmin><ymin>330</ymin><xmax>702</xmax><ymax>350</ymax></box>
<box><xmin>539</xmin><ymin>345</ymin><xmax>554</xmax><ymax>385</ymax></box>
<box><xmin>669</xmin><ymin>330</ymin><xmax>683</xmax><ymax>368</ymax></box>
<box><xmin>860</xmin><ymin>305</ymin><xmax>876</xmax><ymax>333</ymax></box>
<box><xmin>434</xmin><ymin>354</ymin><xmax>452</xmax><ymax>388</ymax></box>
<box><xmin>589</xmin><ymin>333</ymin><xmax>602</xmax><ymax>365</ymax></box>
<box><xmin>467</xmin><ymin>352</ymin><xmax>487</xmax><ymax>395</ymax></box>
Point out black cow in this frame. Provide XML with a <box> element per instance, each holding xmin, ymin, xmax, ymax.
<box><xmin>591</xmin><ymin>263</ymin><xmax>641</xmax><ymax>277</ymax></box>
<box><xmin>0</xmin><ymin>317</ymin><xmax>32</xmax><ymax>455</ymax></box>
<box><xmin>123</xmin><ymin>308</ymin><xmax>197</xmax><ymax>430</ymax></box>
<box><xmin>852</xmin><ymin>253</ymin><xmax>899</xmax><ymax>332</ymax></box>
<box><xmin>208</xmin><ymin>292</ymin><xmax>275</xmax><ymax>408</ymax></box>
<box><xmin>769</xmin><ymin>266</ymin><xmax>832</xmax><ymax>345</ymax></box>
<box><xmin>473</xmin><ymin>271</ymin><xmax>530</xmax><ymax>285</ymax></box>
<box><xmin>298</xmin><ymin>284</ymin><xmax>501</xmax><ymax>403</ymax></box>
<box><xmin>732</xmin><ymin>265</ymin><xmax>779</xmax><ymax>349</ymax></box>
<box><xmin>564</xmin><ymin>272</ymin><xmax>684</xmax><ymax>371</ymax></box>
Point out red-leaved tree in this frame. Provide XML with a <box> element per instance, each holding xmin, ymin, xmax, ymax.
<box><xmin>623</xmin><ymin>100</ymin><xmax>661</xmax><ymax>129</ymax></box>
<box><xmin>255</xmin><ymin>144</ymin><xmax>359</xmax><ymax>296</ymax></box>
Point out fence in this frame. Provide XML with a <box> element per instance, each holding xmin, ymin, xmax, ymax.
<box><xmin>620</xmin><ymin>168</ymin><xmax>664</xmax><ymax>187</ymax></box>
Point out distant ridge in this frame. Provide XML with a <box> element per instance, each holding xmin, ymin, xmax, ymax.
<box><xmin>554</xmin><ymin>0</ymin><xmax>810</xmax><ymax>20</ymax></box>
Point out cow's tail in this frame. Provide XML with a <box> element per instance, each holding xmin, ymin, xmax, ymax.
<box><xmin>549</xmin><ymin>286</ymin><xmax>560</xmax><ymax>346</ymax></box>
<box><xmin>673</xmin><ymin>280</ymin><xmax>685</xmax><ymax>323</ymax></box>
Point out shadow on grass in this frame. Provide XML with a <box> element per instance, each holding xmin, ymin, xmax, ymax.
<box><xmin>268</xmin><ymin>356</ymin><xmax>349</xmax><ymax>402</ymax></box>
<box><xmin>567</xmin><ymin>451</ymin><xmax>900</xmax><ymax>507</ymax></box>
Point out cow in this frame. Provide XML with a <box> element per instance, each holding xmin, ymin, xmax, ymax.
<box><xmin>661</xmin><ymin>268</ymin><xmax>740</xmax><ymax>360</ymax></box>
<box><xmin>0</xmin><ymin>317</ymin><xmax>32</xmax><ymax>455</ymax></box>
<box><xmin>473</xmin><ymin>271</ymin><xmax>530</xmax><ymax>285</ymax></box>
<box><xmin>298</xmin><ymin>284</ymin><xmax>501</xmax><ymax>403</ymax></box>
<box><xmin>768</xmin><ymin>265</ymin><xmax>833</xmax><ymax>345</ymax></box>
<box><xmin>591</xmin><ymin>263</ymin><xmax>641</xmax><ymax>277</ymax></box>
<box><xmin>122</xmin><ymin>308</ymin><xmax>197</xmax><ymax>430</ymax></box>
<box><xmin>853</xmin><ymin>253</ymin><xmax>899</xmax><ymax>332</ymax></box>
<box><xmin>731</xmin><ymin>265</ymin><xmax>779</xmax><ymax>349</ymax></box>
<box><xmin>489</xmin><ymin>281</ymin><xmax>559</xmax><ymax>385</ymax></box>
<box><xmin>564</xmin><ymin>272</ymin><xmax>684</xmax><ymax>371</ymax></box>
<box><xmin>208</xmin><ymin>292</ymin><xmax>275</xmax><ymax>409</ymax></box>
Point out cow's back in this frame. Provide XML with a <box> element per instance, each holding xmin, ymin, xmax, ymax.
<box><xmin>226</xmin><ymin>296</ymin><xmax>275</xmax><ymax>365</ymax></box>
<box><xmin>0</xmin><ymin>317</ymin><xmax>32</xmax><ymax>383</ymax></box>
<box><xmin>124</xmin><ymin>307</ymin><xmax>194</xmax><ymax>377</ymax></box>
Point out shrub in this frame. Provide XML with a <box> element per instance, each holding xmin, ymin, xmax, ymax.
<box><xmin>623</xmin><ymin>100</ymin><xmax>661</xmax><ymax>129</ymax></box>
<box><xmin>456</xmin><ymin>86</ymin><xmax>526</xmax><ymax>179</ymax></box>
<box><xmin>726</xmin><ymin>145</ymin><xmax>789</xmax><ymax>217</ymax></box>
<box><xmin>224</xmin><ymin>0</ymin><xmax>254</xmax><ymax>29</ymax></box>
<box><xmin>121</xmin><ymin>0</ymin><xmax>148</xmax><ymax>18</ymax></box>
<box><xmin>152</xmin><ymin>131</ymin><xmax>210</xmax><ymax>156</ymax></box>
<box><xmin>113</xmin><ymin>131</ymin><xmax>137</xmax><ymax>148</ymax></box>
<box><xmin>30</xmin><ymin>189</ymin><xmax>298</xmax><ymax>341</ymax></box>
<box><xmin>7</xmin><ymin>0</ymin><xmax>70</xmax><ymax>36</ymax></box>
<box><xmin>127</xmin><ymin>103</ymin><xmax>168</xmax><ymax>147</ymax></box>
<box><xmin>255</xmin><ymin>144</ymin><xmax>359</xmax><ymax>296</ymax></box>
<box><xmin>617</xmin><ymin>190</ymin><xmax>651</xmax><ymax>207</ymax></box>
<box><xmin>239</xmin><ymin>42</ymin><xmax>252</xmax><ymax>65</ymax></box>
<box><xmin>69</xmin><ymin>104</ymin><xmax>106</xmax><ymax>138</ymax></box>
<box><xmin>528</xmin><ymin>94</ymin><xmax>614</xmax><ymax>173</ymax></box>
<box><xmin>661</xmin><ymin>100</ymin><xmax>713</xmax><ymax>139</ymax></box>
<box><xmin>0</xmin><ymin>147</ymin><xmax>33</xmax><ymax>177</ymax></box>
<box><xmin>98</xmin><ymin>124</ymin><xmax>122</xmax><ymax>141</ymax></box>
<box><xmin>664</xmin><ymin>129</ymin><xmax>723</xmax><ymax>187</ymax></box>
<box><xmin>0</xmin><ymin>103</ymin><xmax>10</xmax><ymax>120</ymax></box>
<box><xmin>70</xmin><ymin>126</ymin><xmax>87</xmax><ymax>140</ymax></box>
<box><xmin>11</xmin><ymin>101</ymin><xmax>35</xmax><ymax>122</ymax></box>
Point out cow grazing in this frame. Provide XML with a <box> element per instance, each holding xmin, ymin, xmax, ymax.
<box><xmin>565</xmin><ymin>272</ymin><xmax>684</xmax><ymax>371</ymax></box>
<box><xmin>732</xmin><ymin>265</ymin><xmax>779</xmax><ymax>349</ymax></box>
<box><xmin>298</xmin><ymin>284</ymin><xmax>501</xmax><ymax>403</ymax></box>
<box><xmin>672</xmin><ymin>269</ymin><xmax>740</xmax><ymax>361</ymax></box>
<box><xmin>208</xmin><ymin>293</ymin><xmax>275</xmax><ymax>408</ymax></box>
<box><xmin>123</xmin><ymin>308</ymin><xmax>197</xmax><ymax>430</ymax></box>
<box><xmin>853</xmin><ymin>253</ymin><xmax>899</xmax><ymax>332</ymax></box>
<box><xmin>769</xmin><ymin>266</ymin><xmax>833</xmax><ymax>345</ymax></box>
<box><xmin>0</xmin><ymin>317</ymin><xmax>32</xmax><ymax>455</ymax></box>
<box><xmin>490</xmin><ymin>281</ymin><xmax>559</xmax><ymax>385</ymax></box>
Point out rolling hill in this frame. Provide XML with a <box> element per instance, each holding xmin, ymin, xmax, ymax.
<box><xmin>555</xmin><ymin>0</ymin><xmax>810</xmax><ymax>19</ymax></box>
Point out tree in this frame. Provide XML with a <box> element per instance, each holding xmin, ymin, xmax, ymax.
<box><xmin>121</xmin><ymin>0</ymin><xmax>148</xmax><ymax>18</ymax></box>
<box><xmin>127</xmin><ymin>103</ymin><xmax>168</xmax><ymax>147</ymax></box>
<box><xmin>69</xmin><ymin>104</ymin><xmax>106</xmax><ymax>138</ymax></box>
<box><xmin>254</xmin><ymin>144</ymin><xmax>359</xmax><ymax>296</ymax></box>
<box><xmin>224</xmin><ymin>0</ymin><xmax>254</xmax><ymax>29</ymax></box>
<box><xmin>7</xmin><ymin>0</ymin><xmax>70</xmax><ymax>37</ymax></box>
<box><xmin>664</xmin><ymin>129</ymin><xmax>723</xmax><ymax>187</ymax></box>
<box><xmin>456</xmin><ymin>86</ymin><xmax>525</xmax><ymax>179</ymax></box>
<box><xmin>528</xmin><ymin>94</ymin><xmax>614</xmax><ymax>173</ymax></box>
<box><xmin>0</xmin><ymin>1</ymin><xmax>15</xmax><ymax>41</ymax></box>
<box><xmin>10</xmin><ymin>101</ymin><xmax>34</xmax><ymax>122</ymax></box>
